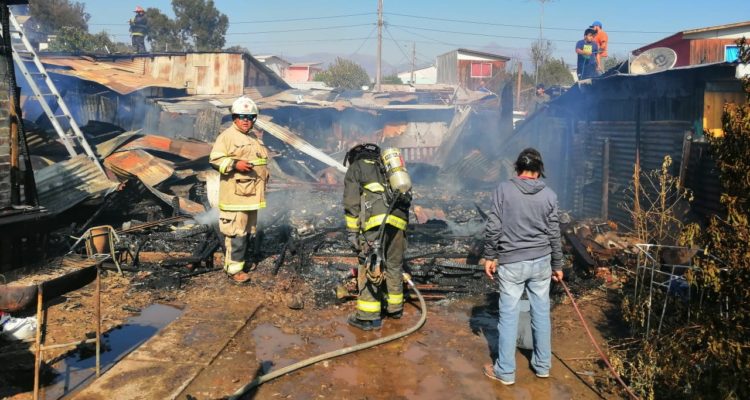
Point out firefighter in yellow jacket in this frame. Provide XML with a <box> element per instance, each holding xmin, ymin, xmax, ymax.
<box><xmin>210</xmin><ymin>96</ymin><xmax>269</xmax><ymax>283</ymax></box>
<box><xmin>343</xmin><ymin>143</ymin><xmax>410</xmax><ymax>330</ymax></box>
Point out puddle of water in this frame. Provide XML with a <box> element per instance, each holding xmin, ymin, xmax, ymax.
<box><xmin>42</xmin><ymin>303</ymin><xmax>182</xmax><ymax>399</ymax></box>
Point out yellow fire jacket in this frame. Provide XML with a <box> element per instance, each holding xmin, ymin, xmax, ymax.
<box><xmin>209</xmin><ymin>124</ymin><xmax>270</xmax><ymax>211</ymax></box>
<box><xmin>343</xmin><ymin>157</ymin><xmax>409</xmax><ymax>233</ymax></box>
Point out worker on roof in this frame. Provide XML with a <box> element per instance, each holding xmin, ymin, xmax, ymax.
<box><xmin>129</xmin><ymin>6</ymin><xmax>149</xmax><ymax>53</ymax></box>
<box><xmin>343</xmin><ymin>144</ymin><xmax>411</xmax><ymax>331</ymax></box>
<box><xmin>590</xmin><ymin>21</ymin><xmax>608</xmax><ymax>73</ymax></box>
<box><xmin>209</xmin><ymin>96</ymin><xmax>269</xmax><ymax>284</ymax></box>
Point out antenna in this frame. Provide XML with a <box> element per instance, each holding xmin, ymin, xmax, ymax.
<box><xmin>630</xmin><ymin>47</ymin><xmax>677</xmax><ymax>75</ymax></box>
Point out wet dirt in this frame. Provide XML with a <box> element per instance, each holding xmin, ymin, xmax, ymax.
<box><xmin>2</xmin><ymin>211</ymin><xmax>624</xmax><ymax>400</ymax></box>
<box><xmin>43</xmin><ymin>304</ymin><xmax>182</xmax><ymax>399</ymax></box>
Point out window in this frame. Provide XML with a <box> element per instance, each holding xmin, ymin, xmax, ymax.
<box><xmin>725</xmin><ymin>45</ymin><xmax>739</xmax><ymax>62</ymax></box>
<box><xmin>470</xmin><ymin>62</ymin><xmax>492</xmax><ymax>78</ymax></box>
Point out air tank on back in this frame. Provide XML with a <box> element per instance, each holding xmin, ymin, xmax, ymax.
<box><xmin>381</xmin><ymin>148</ymin><xmax>412</xmax><ymax>194</ymax></box>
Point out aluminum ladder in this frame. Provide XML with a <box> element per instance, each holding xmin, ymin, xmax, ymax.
<box><xmin>4</xmin><ymin>11</ymin><xmax>104</xmax><ymax>173</ymax></box>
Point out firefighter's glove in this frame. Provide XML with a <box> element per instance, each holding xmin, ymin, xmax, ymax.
<box><xmin>347</xmin><ymin>232</ymin><xmax>361</xmax><ymax>252</ymax></box>
<box><xmin>235</xmin><ymin>160</ymin><xmax>254</xmax><ymax>172</ymax></box>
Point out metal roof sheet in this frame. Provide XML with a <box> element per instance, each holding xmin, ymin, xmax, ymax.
<box><xmin>34</xmin><ymin>155</ymin><xmax>118</xmax><ymax>215</ymax></box>
<box><xmin>104</xmin><ymin>150</ymin><xmax>175</xmax><ymax>187</ymax></box>
<box><xmin>41</xmin><ymin>56</ymin><xmax>185</xmax><ymax>95</ymax></box>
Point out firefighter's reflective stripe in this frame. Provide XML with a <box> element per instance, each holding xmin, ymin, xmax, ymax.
<box><xmin>363</xmin><ymin>182</ymin><xmax>385</xmax><ymax>192</ymax></box>
<box><xmin>219</xmin><ymin>158</ymin><xmax>234</xmax><ymax>174</ymax></box>
<box><xmin>345</xmin><ymin>214</ymin><xmax>359</xmax><ymax>230</ymax></box>
<box><xmin>220</xmin><ymin>201</ymin><xmax>267</xmax><ymax>211</ymax></box>
<box><xmin>224</xmin><ymin>260</ymin><xmax>245</xmax><ymax>275</ymax></box>
<box><xmin>363</xmin><ymin>214</ymin><xmax>408</xmax><ymax>231</ymax></box>
<box><xmin>357</xmin><ymin>299</ymin><xmax>381</xmax><ymax>313</ymax></box>
<box><xmin>250</xmin><ymin>158</ymin><xmax>268</xmax><ymax>166</ymax></box>
<box><xmin>386</xmin><ymin>293</ymin><xmax>403</xmax><ymax>305</ymax></box>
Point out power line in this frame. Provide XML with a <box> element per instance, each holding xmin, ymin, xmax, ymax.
<box><xmin>387</xmin><ymin>24</ymin><xmax>649</xmax><ymax>45</ymax></box>
<box><xmin>89</xmin><ymin>12</ymin><xmax>375</xmax><ymax>26</ymax></box>
<box><xmin>384</xmin><ymin>25</ymin><xmax>413</xmax><ymax>66</ymax></box>
<box><xmin>225</xmin><ymin>23</ymin><xmax>374</xmax><ymax>35</ymax></box>
<box><xmin>385</xmin><ymin>12</ymin><xmax>673</xmax><ymax>34</ymax></box>
<box><xmin>350</xmin><ymin>25</ymin><xmax>378</xmax><ymax>57</ymax></box>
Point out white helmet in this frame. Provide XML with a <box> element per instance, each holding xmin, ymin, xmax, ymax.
<box><xmin>231</xmin><ymin>96</ymin><xmax>259</xmax><ymax>115</ymax></box>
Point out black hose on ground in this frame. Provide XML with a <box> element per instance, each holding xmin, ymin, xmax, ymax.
<box><xmin>227</xmin><ymin>275</ymin><xmax>427</xmax><ymax>400</ymax></box>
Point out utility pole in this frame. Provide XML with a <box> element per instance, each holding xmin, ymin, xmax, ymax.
<box><xmin>410</xmin><ymin>42</ymin><xmax>416</xmax><ymax>85</ymax></box>
<box><xmin>534</xmin><ymin>0</ymin><xmax>550</xmax><ymax>87</ymax></box>
<box><xmin>376</xmin><ymin>0</ymin><xmax>383</xmax><ymax>91</ymax></box>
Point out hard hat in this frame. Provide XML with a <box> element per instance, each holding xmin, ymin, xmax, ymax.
<box><xmin>591</xmin><ymin>21</ymin><xmax>602</xmax><ymax>28</ymax></box>
<box><xmin>231</xmin><ymin>96</ymin><xmax>259</xmax><ymax>115</ymax></box>
<box><xmin>134</xmin><ymin>6</ymin><xmax>144</xmax><ymax>13</ymax></box>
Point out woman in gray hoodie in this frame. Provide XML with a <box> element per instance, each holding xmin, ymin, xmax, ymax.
<box><xmin>482</xmin><ymin>148</ymin><xmax>564</xmax><ymax>386</ymax></box>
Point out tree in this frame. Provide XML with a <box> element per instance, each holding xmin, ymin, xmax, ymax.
<box><xmin>536</xmin><ymin>57</ymin><xmax>574</xmax><ymax>87</ymax></box>
<box><xmin>28</xmin><ymin>0</ymin><xmax>89</xmax><ymax>35</ymax></box>
<box><xmin>381</xmin><ymin>74</ymin><xmax>403</xmax><ymax>85</ymax></box>
<box><xmin>315</xmin><ymin>58</ymin><xmax>371</xmax><ymax>90</ymax></box>
<box><xmin>47</xmin><ymin>26</ymin><xmax>116</xmax><ymax>53</ymax></box>
<box><xmin>145</xmin><ymin>7</ymin><xmax>187</xmax><ymax>52</ymax></box>
<box><xmin>172</xmin><ymin>0</ymin><xmax>228</xmax><ymax>51</ymax></box>
<box><xmin>530</xmin><ymin>39</ymin><xmax>553</xmax><ymax>84</ymax></box>
<box><xmin>602</xmin><ymin>54</ymin><xmax>626</xmax><ymax>72</ymax></box>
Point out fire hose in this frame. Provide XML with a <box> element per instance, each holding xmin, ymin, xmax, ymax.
<box><xmin>227</xmin><ymin>273</ymin><xmax>427</xmax><ymax>400</ymax></box>
<box><xmin>560</xmin><ymin>280</ymin><xmax>640</xmax><ymax>400</ymax></box>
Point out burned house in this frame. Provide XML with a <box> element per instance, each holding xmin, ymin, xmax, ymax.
<box><xmin>511</xmin><ymin>62</ymin><xmax>744</xmax><ymax>225</ymax></box>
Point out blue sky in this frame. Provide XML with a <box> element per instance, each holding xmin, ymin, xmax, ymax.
<box><xmin>86</xmin><ymin>0</ymin><xmax>748</xmax><ymax>70</ymax></box>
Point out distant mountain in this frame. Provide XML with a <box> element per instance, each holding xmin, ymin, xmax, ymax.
<box><xmin>283</xmin><ymin>53</ymin><xmax>409</xmax><ymax>78</ymax></box>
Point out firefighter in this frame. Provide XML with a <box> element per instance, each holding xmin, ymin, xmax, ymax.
<box><xmin>129</xmin><ymin>6</ymin><xmax>148</xmax><ymax>53</ymax></box>
<box><xmin>343</xmin><ymin>144</ymin><xmax>411</xmax><ymax>330</ymax></box>
<box><xmin>210</xmin><ymin>96</ymin><xmax>269</xmax><ymax>283</ymax></box>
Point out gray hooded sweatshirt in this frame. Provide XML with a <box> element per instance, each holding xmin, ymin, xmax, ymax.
<box><xmin>483</xmin><ymin>176</ymin><xmax>563</xmax><ymax>270</ymax></box>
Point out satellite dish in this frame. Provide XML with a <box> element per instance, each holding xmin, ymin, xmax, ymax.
<box><xmin>630</xmin><ymin>47</ymin><xmax>677</xmax><ymax>75</ymax></box>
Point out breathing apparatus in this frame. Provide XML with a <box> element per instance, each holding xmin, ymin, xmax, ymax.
<box><xmin>346</xmin><ymin>145</ymin><xmax>412</xmax><ymax>285</ymax></box>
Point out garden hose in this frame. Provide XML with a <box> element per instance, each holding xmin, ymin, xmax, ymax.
<box><xmin>227</xmin><ymin>273</ymin><xmax>426</xmax><ymax>399</ymax></box>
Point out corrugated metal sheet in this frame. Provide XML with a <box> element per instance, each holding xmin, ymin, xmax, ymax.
<box><xmin>255</xmin><ymin>118</ymin><xmax>346</xmax><ymax>173</ymax></box>
<box><xmin>436</xmin><ymin>50</ymin><xmax>458</xmax><ymax>85</ymax></box>
<box><xmin>34</xmin><ymin>155</ymin><xmax>117</xmax><ymax>214</ymax></box>
<box><xmin>572</xmin><ymin>121</ymin><xmax>692</xmax><ymax>224</ymax></box>
<box><xmin>104</xmin><ymin>150</ymin><xmax>174</xmax><ymax>187</ymax></box>
<box><xmin>42</xmin><ymin>57</ymin><xmax>184</xmax><ymax>95</ymax></box>
<box><xmin>117</xmin><ymin>135</ymin><xmax>212</xmax><ymax>160</ymax></box>
<box><xmin>685</xmin><ymin>141</ymin><xmax>723</xmax><ymax>219</ymax></box>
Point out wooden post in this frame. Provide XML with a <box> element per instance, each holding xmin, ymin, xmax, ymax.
<box><xmin>95</xmin><ymin>266</ymin><xmax>101</xmax><ymax>377</ymax></box>
<box><xmin>33</xmin><ymin>286</ymin><xmax>43</xmax><ymax>400</ymax></box>
<box><xmin>602</xmin><ymin>138</ymin><xmax>610</xmax><ymax>220</ymax></box>
<box><xmin>678</xmin><ymin>130</ymin><xmax>692</xmax><ymax>187</ymax></box>
<box><xmin>634</xmin><ymin>99</ymin><xmax>642</xmax><ymax>223</ymax></box>
<box><xmin>515</xmin><ymin>62</ymin><xmax>522</xmax><ymax>109</ymax></box>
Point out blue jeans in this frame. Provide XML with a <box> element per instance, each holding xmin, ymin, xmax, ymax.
<box><xmin>493</xmin><ymin>254</ymin><xmax>552</xmax><ymax>382</ymax></box>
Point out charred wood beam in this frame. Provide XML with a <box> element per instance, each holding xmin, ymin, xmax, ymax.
<box><xmin>564</xmin><ymin>231</ymin><xmax>596</xmax><ymax>269</ymax></box>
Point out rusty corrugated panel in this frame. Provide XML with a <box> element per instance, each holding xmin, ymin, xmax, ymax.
<box><xmin>118</xmin><ymin>135</ymin><xmax>212</xmax><ymax>160</ymax></box>
<box><xmin>110</xmin><ymin>57</ymin><xmax>146</xmax><ymax>74</ymax></box>
<box><xmin>254</xmin><ymin>118</ymin><xmax>347</xmax><ymax>173</ymax></box>
<box><xmin>96</xmin><ymin>131</ymin><xmax>142</xmax><ymax>159</ymax></box>
<box><xmin>41</xmin><ymin>56</ymin><xmax>184</xmax><ymax>95</ymax></box>
<box><xmin>104</xmin><ymin>149</ymin><xmax>174</xmax><ymax>186</ymax></box>
<box><xmin>34</xmin><ymin>155</ymin><xmax>117</xmax><ymax>214</ymax></box>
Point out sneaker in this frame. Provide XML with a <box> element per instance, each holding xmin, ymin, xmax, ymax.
<box><xmin>385</xmin><ymin>310</ymin><xmax>403</xmax><ymax>319</ymax></box>
<box><xmin>483</xmin><ymin>364</ymin><xmax>514</xmax><ymax>386</ymax></box>
<box><xmin>535</xmin><ymin>372</ymin><xmax>550</xmax><ymax>378</ymax></box>
<box><xmin>229</xmin><ymin>271</ymin><xmax>251</xmax><ymax>284</ymax></box>
<box><xmin>347</xmin><ymin>314</ymin><xmax>382</xmax><ymax>331</ymax></box>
